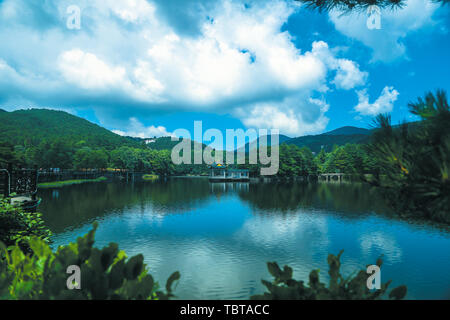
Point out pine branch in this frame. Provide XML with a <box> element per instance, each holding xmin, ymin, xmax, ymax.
<box><xmin>294</xmin><ymin>0</ymin><xmax>449</xmax><ymax>12</ymax></box>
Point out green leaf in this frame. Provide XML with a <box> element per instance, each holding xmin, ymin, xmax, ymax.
<box><xmin>100</xmin><ymin>243</ymin><xmax>119</xmax><ymax>271</ymax></box>
<box><xmin>165</xmin><ymin>271</ymin><xmax>180</xmax><ymax>293</ymax></box>
<box><xmin>267</xmin><ymin>262</ymin><xmax>282</xmax><ymax>279</ymax></box>
<box><xmin>389</xmin><ymin>285</ymin><xmax>407</xmax><ymax>300</ymax></box>
<box><xmin>125</xmin><ymin>255</ymin><xmax>144</xmax><ymax>281</ymax></box>
<box><xmin>108</xmin><ymin>260</ymin><xmax>125</xmax><ymax>290</ymax></box>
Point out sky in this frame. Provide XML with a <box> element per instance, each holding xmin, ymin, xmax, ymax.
<box><xmin>0</xmin><ymin>0</ymin><xmax>449</xmax><ymax>142</ymax></box>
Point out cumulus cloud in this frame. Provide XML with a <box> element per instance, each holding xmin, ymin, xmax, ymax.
<box><xmin>354</xmin><ymin>86</ymin><xmax>399</xmax><ymax>116</ymax></box>
<box><xmin>58</xmin><ymin>49</ymin><xmax>129</xmax><ymax>90</ymax></box>
<box><xmin>103</xmin><ymin>0</ymin><xmax>157</xmax><ymax>23</ymax></box>
<box><xmin>237</xmin><ymin>94</ymin><xmax>330</xmax><ymax>136</ymax></box>
<box><xmin>329</xmin><ymin>0</ymin><xmax>441</xmax><ymax>62</ymax></box>
<box><xmin>112</xmin><ymin>117</ymin><xmax>175</xmax><ymax>138</ymax></box>
<box><xmin>311</xmin><ymin>41</ymin><xmax>368</xmax><ymax>90</ymax></box>
<box><xmin>0</xmin><ymin>0</ymin><xmax>371</xmax><ymax>135</ymax></box>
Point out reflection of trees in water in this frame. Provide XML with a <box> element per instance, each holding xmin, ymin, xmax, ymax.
<box><xmin>40</xmin><ymin>178</ymin><xmax>438</xmax><ymax>235</ymax></box>
<box><xmin>38</xmin><ymin>178</ymin><xmax>212</xmax><ymax>232</ymax></box>
<box><xmin>209</xmin><ymin>182</ymin><xmax>249</xmax><ymax>202</ymax></box>
<box><xmin>237</xmin><ymin>182</ymin><xmax>392</xmax><ymax>218</ymax></box>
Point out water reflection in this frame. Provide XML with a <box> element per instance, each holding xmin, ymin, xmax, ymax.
<box><xmin>38</xmin><ymin>178</ymin><xmax>450</xmax><ymax>299</ymax></box>
<box><xmin>238</xmin><ymin>182</ymin><xmax>392</xmax><ymax>216</ymax></box>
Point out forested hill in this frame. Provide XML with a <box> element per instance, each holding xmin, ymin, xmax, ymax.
<box><xmin>1</xmin><ymin>109</ymin><xmax>372</xmax><ymax>155</ymax></box>
<box><xmin>239</xmin><ymin>126</ymin><xmax>372</xmax><ymax>154</ymax></box>
<box><xmin>322</xmin><ymin>126</ymin><xmax>371</xmax><ymax>136</ymax></box>
<box><xmin>284</xmin><ymin>126</ymin><xmax>371</xmax><ymax>153</ymax></box>
<box><xmin>0</xmin><ymin>109</ymin><xmax>139</xmax><ymax>149</ymax></box>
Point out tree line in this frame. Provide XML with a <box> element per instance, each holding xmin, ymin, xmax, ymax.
<box><xmin>0</xmin><ymin>135</ymin><xmax>392</xmax><ymax>178</ymax></box>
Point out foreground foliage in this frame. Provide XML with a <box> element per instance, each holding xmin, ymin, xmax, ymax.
<box><xmin>0</xmin><ymin>197</ymin><xmax>51</xmax><ymax>253</ymax></box>
<box><xmin>252</xmin><ymin>250</ymin><xmax>407</xmax><ymax>300</ymax></box>
<box><xmin>0</xmin><ymin>223</ymin><xmax>180</xmax><ymax>300</ymax></box>
<box><xmin>366</xmin><ymin>90</ymin><xmax>450</xmax><ymax>223</ymax></box>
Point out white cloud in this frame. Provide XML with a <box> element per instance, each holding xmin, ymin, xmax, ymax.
<box><xmin>332</xmin><ymin>59</ymin><xmax>368</xmax><ymax>90</ymax></box>
<box><xmin>133</xmin><ymin>2</ymin><xmax>331</xmax><ymax>107</ymax></box>
<box><xmin>58</xmin><ymin>49</ymin><xmax>129</xmax><ymax>90</ymax></box>
<box><xmin>329</xmin><ymin>0</ymin><xmax>441</xmax><ymax>62</ymax></box>
<box><xmin>354</xmin><ymin>86</ymin><xmax>399</xmax><ymax>116</ymax></box>
<box><xmin>113</xmin><ymin>117</ymin><xmax>175</xmax><ymax>138</ymax></box>
<box><xmin>237</xmin><ymin>94</ymin><xmax>330</xmax><ymax>136</ymax></box>
<box><xmin>103</xmin><ymin>0</ymin><xmax>156</xmax><ymax>23</ymax></box>
<box><xmin>311</xmin><ymin>41</ymin><xmax>367</xmax><ymax>90</ymax></box>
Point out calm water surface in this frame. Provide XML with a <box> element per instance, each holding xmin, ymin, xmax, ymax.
<box><xmin>38</xmin><ymin>178</ymin><xmax>450</xmax><ymax>299</ymax></box>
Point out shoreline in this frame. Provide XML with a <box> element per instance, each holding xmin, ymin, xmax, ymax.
<box><xmin>38</xmin><ymin>176</ymin><xmax>107</xmax><ymax>188</ymax></box>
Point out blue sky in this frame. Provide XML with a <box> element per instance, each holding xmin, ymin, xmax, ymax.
<box><xmin>0</xmin><ymin>0</ymin><xmax>449</xmax><ymax>140</ymax></box>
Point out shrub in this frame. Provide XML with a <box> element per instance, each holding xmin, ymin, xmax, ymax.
<box><xmin>0</xmin><ymin>197</ymin><xmax>51</xmax><ymax>253</ymax></box>
<box><xmin>251</xmin><ymin>250</ymin><xmax>407</xmax><ymax>300</ymax></box>
<box><xmin>0</xmin><ymin>222</ymin><xmax>180</xmax><ymax>300</ymax></box>
<box><xmin>142</xmin><ymin>174</ymin><xmax>159</xmax><ymax>181</ymax></box>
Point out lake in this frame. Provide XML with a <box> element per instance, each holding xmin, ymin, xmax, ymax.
<box><xmin>38</xmin><ymin>178</ymin><xmax>450</xmax><ymax>299</ymax></box>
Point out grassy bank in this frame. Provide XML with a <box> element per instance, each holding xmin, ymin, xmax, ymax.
<box><xmin>38</xmin><ymin>176</ymin><xmax>107</xmax><ymax>188</ymax></box>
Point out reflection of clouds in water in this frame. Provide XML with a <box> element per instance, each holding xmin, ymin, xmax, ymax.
<box><xmin>179</xmin><ymin>245</ymin><xmax>260</xmax><ymax>299</ymax></box>
<box><xmin>238</xmin><ymin>210</ymin><xmax>329</xmax><ymax>249</ymax></box>
<box><xmin>233</xmin><ymin>209</ymin><xmax>332</xmax><ymax>285</ymax></box>
<box><xmin>125</xmin><ymin>240</ymin><xmax>272</xmax><ymax>299</ymax></box>
<box><xmin>120</xmin><ymin>211</ymin><xmax>334</xmax><ymax>300</ymax></box>
<box><xmin>359</xmin><ymin>232</ymin><xmax>402</xmax><ymax>264</ymax></box>
<box><xmin>122</xmin><ymin>204</ymin><xmax>169</xmax><ymax>227</ymax></box>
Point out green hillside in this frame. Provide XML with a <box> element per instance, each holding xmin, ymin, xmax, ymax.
<box><xmin>323</xmin><ymin>126</ymin><xmax>371</xmax><ymax>136</ymax></box>
<box><xmin>0</xmin><ymin>109</ymin><xmax>139</xmax><ymax>149</ymax></box>
<box><xmin>141</xmin><ymin>137</ymin><xmax>186</xmax><ymax>151</ymax></box>
<box><xmin>238</xmin><ymin>127</ymin><xmax>371</xmax><ymax>154</ymax></box>
<box><xmin>237</xmin><ymin>134</ymin><xmax>292</xmax><ymax>153</ymax></box>
<box><xmin>0</xmin><ymin>109</ymin><xmax>372</xmax><ymax>158</ymax></box>
<box><xmin>284</xmin><ymin>128</ymin><xmax>371</xmax><ymax>153</ymax></box>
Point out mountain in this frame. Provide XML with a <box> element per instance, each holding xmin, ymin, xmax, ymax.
<box><xmin>237</xmin><ymin>134</ymin><xmax>292</xmax><ymax>153</ymax></box>
<box><xmin>0</xmin><ymin>109</ymin><xmax>372</xmax><ymax>155</ymax></box>
<box><xmin>323</xmin><ymin>126</ymin><xmax>371</xmax><ymax>136</ymax></box>
<box><xmin>129</xmin><ymin>136</ymin><xmax>208</xmax><ymax>152</ymax></box>
<box><xmin>0</xmin><ymin>109</ymin><xmax>140</xmax><ymax>149</ymax></box>
<box><xmin>236</xmin><ymin>127</ymin><xmax>372</xmax><ymax>154</ymax></box>
<box><xmin>284</xmin><ymin>127</ymin><xmax>371</xmax><ymax>153</ymax></box>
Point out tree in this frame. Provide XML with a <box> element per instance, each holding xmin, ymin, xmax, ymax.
<box><xmin>110</xmin><ymin>147</ymin><xmax>139</xmax><ymax>170</ymax></box>
<box><xmin>314</xmin><ymin>148</ymin><xmax>327</xmax><ymax>173</ymax></box>
<box><xmin>0</xmin><ymin>140</ymin><xmax>17</xmax><ymax>168</ymax></box>
<box><xmin>366</xmin><ymin>90</ymin><xmax>450</xmax><ymax>223</ymax></box>
<box><xmin>74</xmin><ymin>148</ymin><xmax>109</xmax><ymax>170</ymax></box>
<box><xmin>32</xmin><ymin>139</ymin><xmax>73</xmax><ymax>169</ymax></box>
<box><xmin>300</xmin><ymin>147</ymin><xmax>317</xmax><ymax>175</ymax></box>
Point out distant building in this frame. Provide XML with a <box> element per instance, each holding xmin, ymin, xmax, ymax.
<box><xmin>144</xmin><ymin>138</ymin><xmax>156</xmax><ymax>144</ymax></box>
